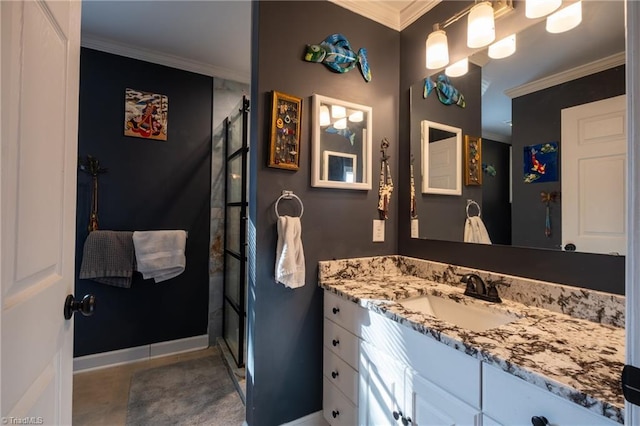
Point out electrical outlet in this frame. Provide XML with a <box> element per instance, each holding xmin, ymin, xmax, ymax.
<box><xmin>373</xmin><ymin>220</ymin><xmax>385</xmax><ymax>242</ymax></box>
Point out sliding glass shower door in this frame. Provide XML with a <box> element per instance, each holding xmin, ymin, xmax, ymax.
<box><xmin>223</xmin><ymin>96</ymin><xmax>249</xmax><ymax>367</ymax></box>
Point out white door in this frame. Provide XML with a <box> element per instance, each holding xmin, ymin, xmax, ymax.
<box><xmin>1</xmin><ymin>1</ymin><xmax>80</xmax><ymax>424</ymax></box>
<box><xmin>561</xmin><ymin>95</ymin><xmax>626</xmax><ymax>255</ymax></box>
<box><xmin>428</xmin><ymin>137</ymin><xmax>458</xmax><ymax>191</ymax></box>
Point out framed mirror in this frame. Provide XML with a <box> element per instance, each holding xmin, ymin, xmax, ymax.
<box><xmin>312</xmin><ymin>94</ymin><xmax>372</xmax><ymax>190</ymax></box>
<box><xmin>421</xmin><ymin>120</ymin><xmax>462</xmax><ymax>195</ymax></box>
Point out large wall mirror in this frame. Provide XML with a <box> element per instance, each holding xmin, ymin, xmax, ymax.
<box><xmin>410</xmin><ymin>1</ymin><xmax>626</xmax><ymax>256</ymax></box>
<box><xmin>312</xmin><ymin>94</ymin><xmax>372</xmax><ymax>190</ymax></box>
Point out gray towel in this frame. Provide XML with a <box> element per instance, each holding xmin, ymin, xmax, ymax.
<box><xmin>79</xmin><ymin>231</ymin><xmax>135</xmax><ymax>288</ymax></box>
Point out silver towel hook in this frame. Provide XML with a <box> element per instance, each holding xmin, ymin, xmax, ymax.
<box><xmin>466</xmin><ymin>199</ymin><xmax>481</xmax><ymax>218</ymax></box>
<box><xmin>274</xmin><ymin>190</ymin><xmax>304</xmax><ymax>218</ymax></box>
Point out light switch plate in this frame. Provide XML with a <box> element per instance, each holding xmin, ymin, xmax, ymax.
<box><xmin>373</xmin><ymin>220</ymin><xmax>385</xmax><ymax>242</ymax></box>
<box><xmin>411</xmin><ymin>219</ymin><xmax>419</xmax><ymax>238</ymax></box>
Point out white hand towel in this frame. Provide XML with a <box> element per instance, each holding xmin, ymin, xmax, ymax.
<box><xmin>133</xmin><ymin>230</ymin><xmax>187</xmax><ymax>283</ymax></box>
<box><xmin>275</xmin><ymin>216</ymin><xmax>305</xmax><ymax>288</ymax></box>
<box><xmin>464</xmin><ymin>216</ymin><xmax>492</xmax><ymax>245</ymax></box>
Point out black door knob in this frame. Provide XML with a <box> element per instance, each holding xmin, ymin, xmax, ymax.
<box><xmin>332</xmin><ymin>307</ymin><xmax>340</xmax><ymax>314</ymax></box>
<box><xmin>331</xmin><ymin>370</ymin><xmax>339</xmax><ymax>379</ymax></box>
<box><xmin>332</xmin><ymin>339</ymin><xmax>339</xmax><ymax>347</ymax></box>
<box><xmin>331</xmin><ymin>410</ymin><xmax>339</xmax><ymax>418</ymax></box>
<box><xmin>531</xmin><ymin>416</ymin><xmax>549</xmax><ymax>426</ymax></box>
<box><xmin>402</xmin><ymin>416</ymin><xmax>412</xmax><ymax>425</ymax></box>
<box><xmin>564</xmin><ymin>243</ymin><xmax>576</xmax><ymax>251</ymax></box>
<box><xmin>64</xmin><ymin>294</ymin><xmax>96</xmax><ymax>320</ymax></box>
<box><xmin>393</xmin><ymin>411</ymin><xmax>401</xmax><ymax>420</ymax></box>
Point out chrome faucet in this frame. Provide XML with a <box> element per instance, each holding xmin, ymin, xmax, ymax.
<box><xmin>461</xmin><ymin>273</ymin><xmax>507</xmax><ymax>303</ymax></box>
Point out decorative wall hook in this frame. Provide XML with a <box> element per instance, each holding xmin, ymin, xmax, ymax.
<box><xmin>541</xmin><ymin>191</ymin><xmax>560</xmax><ymax>237</ymax></box>
<box><xmin>378</xmin><ymin>138</ymin><xmax>393</xmax><ymax>220</ymax></box>
<box><xmin>79</xmin><ymin>155</ymin><xmax>108</xmax><ymax>232</ymax></box>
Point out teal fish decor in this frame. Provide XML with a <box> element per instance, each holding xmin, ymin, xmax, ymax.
<box><xmin>304</xmin><ymin>33</ymin><xmax>372</xmax><ymax>82</ymax></box>
<box><xmin>423</xmin><ymin>74</ymin><xmax>466</xmax><ymax>108</ymax></box>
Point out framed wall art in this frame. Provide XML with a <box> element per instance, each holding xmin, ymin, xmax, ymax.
<box><xmin>268</xmin><ymin>91</ymin><xmax>302</xmax><ymax>170</ymax></box>
<box><xmin>464</xmin><ymin>135</ymin><xmax>482</xmax><ymax>186</ymax></box>
<box><xmin>124</xmin><ymin>88</ymin><xmax>168</xmax><ymax>141</ymax></box>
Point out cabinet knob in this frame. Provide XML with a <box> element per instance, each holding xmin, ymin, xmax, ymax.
<box><xmin>531</xmin><ymin>416</ymin><xmax>549</xmax><ymax>426</ymax></box>
<box><xmin>332</xmin><ymin>410</ymin><xmax>339</xmax><ymax>418</ymax></box>
<box><xmin>332</xmin><ymin>307</ymin><xmax>340</xmax><ymax>314</ymax></box>
<box><xmin>332</xmin><ymin>339</ymin><xmax>339</xmax><ymax>347</ymax></box>
<box><xmin>331</xmin><ymin>370</ymin><xmax>339</xmax><ymax>379</ymax></box>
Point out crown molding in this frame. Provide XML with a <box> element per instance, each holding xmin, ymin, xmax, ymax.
<box><xmin>505</xmin><ymin>51</ymin><xmax>625</xmax><ymax>99</ymax></box>
<box><xmin>81</xmin><ymin>34</ymin><xmax>250</xmax><ymax>84</ymax></box>
<box><xmin>329</xmin><ymin>0</ymin><xmax>440</xmax><ymax>31</ymax></box>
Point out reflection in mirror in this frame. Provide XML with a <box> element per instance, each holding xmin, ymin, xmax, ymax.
<box><xmin>421</xmin><ymin>120</ymin><xmax>461</xmax><ymax>195</ymax></box>
<box><xmin>409</xmin><ymin>1</ymin><xmax>626</xmax><ymax>255</ymax></box>
<box><xmin>312</xmin><ymin>94</ymin><xmax>372</xmax><ymax>190</ymax></box>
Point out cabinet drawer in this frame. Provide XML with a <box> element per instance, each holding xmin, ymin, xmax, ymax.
<box><xmin>324</xmin><ymin>318</ymin><xmax>359</xmax><ymax>368</ymax></box>
<box><xmin>324</xmin><ymin>348</ymin><xmax>359</xmax><ymax>404</ymax></box>
<box><xmin>361</xmin><ymin>309</ymin><xmax>481</xmax><ymax>409</ymax></box>
<box><xmin>482</xmin><ymin>363</ymin><xmax>619</xmax><ymax>425</ymax></box>
<box><xmin>324</xmin><ymin>291</ymin><xmax>367</xmax><ymax>337</ymax></box>
<box><xmin>323</xmin><ymin>377</ymin><xmax>357</xmax><ymax>426</ymax></box>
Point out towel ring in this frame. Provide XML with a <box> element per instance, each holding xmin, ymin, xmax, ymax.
<box><xmin>466</xmin><ymin>199</ymin><xmax>481</xmax><ymax>218</ymax></box>
<box><xmin>274</xmin><ymin>190</ymin><xmax>304</xmax><ymax>218</ymax></box>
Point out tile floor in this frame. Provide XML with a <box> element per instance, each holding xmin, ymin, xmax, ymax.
<box><xmin>73</xmin><ymin>346</ymin><xmax>245</xmax><ymax>425</ymax></box>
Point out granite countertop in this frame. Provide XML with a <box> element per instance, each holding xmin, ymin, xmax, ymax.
<box><xmin>319</xmin><ymin>270</ymin><xmax>625</xmax><ymax>423</ymax></box>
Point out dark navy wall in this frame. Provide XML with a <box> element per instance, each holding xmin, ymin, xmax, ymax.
<box><xmin>399</xmin><ymin>1</ymin><xmax>624</xmax><ymax>294</ymax></box>
<box><xmin>247</xmin><ymin>1</ymin><xmax>400</xmax><ymax>424</ymax></box>
<box><xmin>75</xmin><ymin>48</ymin><xmax>212</xmax><ymax>357</ymax></box>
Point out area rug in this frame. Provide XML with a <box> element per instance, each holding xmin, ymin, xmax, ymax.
<box><xmin>126</xmin><ymin>353</ymin><xmax>245</xmax><ymax>425</ymax></box>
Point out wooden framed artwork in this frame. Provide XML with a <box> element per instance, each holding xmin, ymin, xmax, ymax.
<box><xmin>268</xmin><ymin>91</ymin><xmax>302</xmax><ymax>170</ymax></box>
<box><xmin>464</xmin><ymin>135</ymin><xmax>482</xmax><ymax>186</ymax></box>
<box><xmin>124</xmin><ymin>88</ymin><xmax>168</xmax><ymax>141</ymax></box>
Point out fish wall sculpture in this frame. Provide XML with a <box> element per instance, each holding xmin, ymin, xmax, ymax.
<box><xmin>304</xmin><ymin>33</ymin><xmax>372</xmax><ymax>82</ymax></box>
<box><xmin>424</xmin><ymin>74</ymin><xmax>466</xmax><ymax>108</ymax></box>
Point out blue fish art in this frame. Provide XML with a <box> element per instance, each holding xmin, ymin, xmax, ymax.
<box><xmin>423</xmin><ymin>74</ymin><xmax>466</xmax><ymax>108</ymax></box>
<box><xmin>325</xmin><ymin>126</ymin><xmax>356</xmax><ymax>145</ymax></box>
<box><xmin>304</xmin><ymin>33</ymin><xmax>372</xmax><ymax>82</ymax></box>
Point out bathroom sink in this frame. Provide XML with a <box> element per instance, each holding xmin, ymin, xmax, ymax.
<box><xmin>398</xmin><ymin>294</ymin><xmax>521</xmax><ymax>332</ymax></box>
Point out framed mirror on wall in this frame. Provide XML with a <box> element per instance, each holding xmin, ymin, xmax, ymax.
<box><xmin>421</xmin><ymin>120</ymin><xmax>462</xmax><ymax>195</ymax></box>
<box><xmin>409</xmin><ymin>0</ymin><xmax>626</xmax><ymax>256</ymax></box>
<box><xmin>311</xmin><ymin>94</ymin><xmax>372</xmax><ymax>190</ymax></box>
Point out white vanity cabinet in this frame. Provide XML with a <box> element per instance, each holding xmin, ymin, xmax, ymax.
<box><xmin>360</xmin><ymin>340</ymin><xmax>480</xmax><ymax>425</ymax></box>
<box><xmin>323</xmin><ymin>292</ymin><xmax>367</xmax><ymax>425</ymax></box>
<box><xmin>482</xmin><ymin>363</ymin><xmax>620</xmax><ymax>426</ymax></box>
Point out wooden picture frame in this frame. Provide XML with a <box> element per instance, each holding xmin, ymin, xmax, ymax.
<box><xmin>268</xmin><ymin>91</ymin><xmax>302</xmax><ymax>170</ymax></box>
<box><xmin>464</xmin><ymin>135</ymin><xmax>482</xmax><ymax>186</ymax></box>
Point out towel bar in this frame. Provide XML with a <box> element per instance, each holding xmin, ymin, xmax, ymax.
<box><xmin>275</xmin><ymin>190</ymin><xmax>304</xmax><ymax>218</ymax></box>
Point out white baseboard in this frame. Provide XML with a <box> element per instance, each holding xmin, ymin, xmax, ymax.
<box><xmin>280</xmin><ymin>411</ymin><xmax>327</xmax><ymax>426</ymax></box>
<box><xmin>73</xmin><ymin>334</ymin><xmax>209</xmax><ymax>373</ymax></box>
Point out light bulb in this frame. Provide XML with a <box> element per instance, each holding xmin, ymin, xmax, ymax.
<box><xmin>319</xmin><ymin>105</ymin><xmax>330</xmax><ymax>126</ymax></box>
<box><xmin>488</xmin><ymin>34</ymin><xmax>516</xmax><ymax>59</ymax></box>
<box><xmin>467</xmin><ymin>2</ymin><xmax>495</xmax><ymax>49</ymax></box>
<box><xmin>526</xmin><ymin>0</ymin><xmax>561</xmax><ymax>19</ymax></box>
<box><xmin>348</xmin><ymin>111</ymin><xmax>363</xmax><ymax>123</ymax></box>
<box><xmin>546</xmin><ymin>2</ymin><xmax>582</xmax><ymax>34</ymax></box>
<box><xmin>445</xmin><ymin>58</ymin><xmax>469</xmax><ymax>77</ymax></box>
<box><xmin>426</xmin><ymin>30</ymin><xmax>449</xmax><ymax>69</ymax></box>
<box><xmin>331</xmin><ymin>105</ymin><xmax>346</xmax><ymax>119</ymax></box>
<box><xmin>333</xmin><ymin>118</ymin><xmax>347</xmax><ymax>130</ymax></box>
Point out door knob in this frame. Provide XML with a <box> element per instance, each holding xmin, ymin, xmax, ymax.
<box><xmin>531</xmin><ymin>416</ymin><xmax>549</xmax><ymax>426</ymax></box>
<box><xmin>64</xmin><ymin>294</ymin><xmax>96</xmax><ymax>320</ymax></box>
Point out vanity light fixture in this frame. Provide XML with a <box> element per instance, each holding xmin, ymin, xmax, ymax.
<box><xmin>525</xmin><ymin>0</ymin><xmax>561</xmax><ymax>19</ymax></box>
<box><xmin>333</xmin><ymin>118</ymin><xmax>347</xmax><ymax>130</ymax></box>
<box><xmin>546</xmin><ymin>1</ymin><xmax>582</xmax><ymax>34</ymax></box>
<box><xmin>488</xmin><ymin>33</ymin><xmax>516</xmax><ymax>59</ymax></box>
<box><xmin>331</xmin><ymin>105</ymin><xmax>346</xmax><ymax>119</ymax></box>
<box><xmin>445</xmin><ymin>57</ymin><xmax>469</xmax><ymax>77</ymax></box>
<box><xmin>467</xmin><ymin>1</ymin><xmax>495</xmax><ymax>48</ymax></box>
<box><xmin>426</xmin><ymin>26</ymin><xmax>449</xmax><ymax>69</ymax></box>
<box><xmin>348</xmin><ymin>110</ymin><xmax>363</xmax><ymax>123</ymax></box>
<box><xmin>425</xmin><ymin>1</ymin><xmax>513</xmax><ymax>70</ymax></box>
<box><xmin>319</xmin><ymin>105</ymin><xmax>331</xmax><ymax>126</ymax></box>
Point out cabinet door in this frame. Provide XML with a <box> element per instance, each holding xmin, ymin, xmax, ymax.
<box><xmin>359</xmin><ymin>341</ymin><xmax>407</xmax><ymax>425</ymax></box>
<box><xmin>408</xmin><ymin>371</ymin><xmax>480</xmax><ymax>426</ymax></box>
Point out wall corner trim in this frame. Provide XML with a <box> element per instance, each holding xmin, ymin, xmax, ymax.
<box><xmin>506</xmin><ymin>52</ymin><xmax>626</xmax><ymax>99</ymax></box>
<box><xmin>81</xmin><ymin>34</ymin><xmax>250</xmax><ymax>83</ymax></box>
<box><xmin>73</xmin><ymin>335</ymin><xmax>209</xmax><ymax>373</ymax></box>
